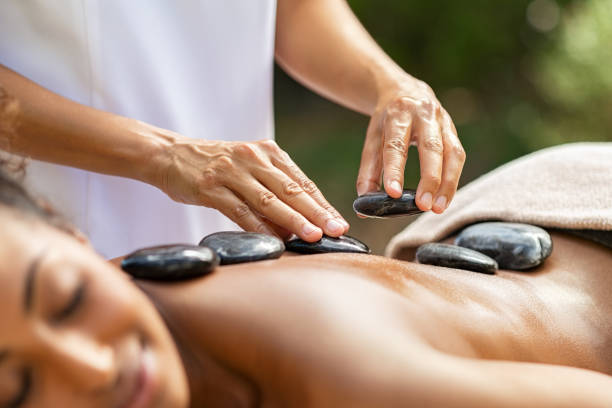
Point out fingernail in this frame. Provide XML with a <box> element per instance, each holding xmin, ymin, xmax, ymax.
<box><xmin>326</xmin><ymin>219</ymin><xmax>344</xmax><ymax>235</ymax></box>
<box><xmin>340</xmin><ymin>219</ymin><xmax>350</xmax><ymax>230</ymax></box>
<box><xmin>303</xmin><ymin>223</ymin><xmax>317</xmax><ymax>236</ymax></box>
<box><xmin>356</xmin><ymin>182</ymin><xmax>367</xmax><ymax>196</ymax></box>
<box><xmin>434</xmin><ymin>196</ymin><xmax>447</xmax><ymax>211</ymax></box>
<box><xmin>420</xmin><ymin>192</ymin><xmax>433</xmax><ymax>210</ymax></box>
<box><xmin>390</xmin><ymin>180</ymin><xmax>402</xmax><ymax>194</ymax></box>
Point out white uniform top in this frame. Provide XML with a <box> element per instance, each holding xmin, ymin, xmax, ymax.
<box><xmin>0</xmin><ymin>0</ymin><xmax>277</xmax><ymax>258</ymax></box>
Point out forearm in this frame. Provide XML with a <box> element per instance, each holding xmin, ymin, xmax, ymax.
<box><xmin>0</xmin><ymin>64</ymin><xmax>173</xmax><ymax>186</ymax></box>
<box><xmin>0</xmin><ymin>65</ymin><xmax>349</xmax><ymax>241</ymax></box>
<box><xmin>275</xmin><ymin>0</ymin><xmax>415</xmax><ymax>116</ymax></box>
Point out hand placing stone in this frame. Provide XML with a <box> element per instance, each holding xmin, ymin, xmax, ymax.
<box><xmin>416</xmin><ymin>243</ymin><xmax>497</xmax><ymax>274</ymax></box>
<box><xmin>455</xmin><ymin>222</ymin><xmax>553</xmax><ymax>270</ymax></box>
<box><xmin>199</xmin><ymin>231</ymin><xmax>285</xmax><ymax>265</ymax></box>
<box><xmin>353</xmin><ymin>189</ymin><xmax>423</xmax><ymax>218</ymax></box>
<box><xmin>286</xmin><ymin>235</ymin><xmax>371</xmax><ymax>254</ymax></box>
<box><xmin>121</xmin><ymin>245</ymin><xmax>219</xmax><ymax>281</ymax></box>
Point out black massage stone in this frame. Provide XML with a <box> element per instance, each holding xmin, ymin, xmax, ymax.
<box><xmin>199</xmin><ymin>231</ymin><xmax>285</xmax><ymax>265</ymax></box>
<box><xmin>352</xmin><ymin>189</ymin><xmax>423</xmax><ymax>218</ymax></box>
<box><xmin>121</xmin><ymin>245</ymin><xmax>219</xmax><ymax>281</ymax></box>
<box><xmin>455</xmin><ymin>222</ymin><xmax>553</xmax><ymax>270</ymax></box>
<box><xmin>285</xmin><ymin>235</ymin><xmax>371</xmax><ymax>254</ymax></box>
<box><xmin>416</xmin><ymin>243</ymin><xmax>498</xmax><ymax>274</ymax></box>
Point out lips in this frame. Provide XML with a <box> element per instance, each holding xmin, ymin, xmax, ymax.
<box><xmin>117</xmin><ymin>343</ymin><xmax>160</xmax><ymax>408</ymax></box>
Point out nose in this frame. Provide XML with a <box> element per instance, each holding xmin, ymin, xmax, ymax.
<box><xmin>41</xmin><ymin>331</ymin><xmax>117</xmax><ymax>392</ymax></box>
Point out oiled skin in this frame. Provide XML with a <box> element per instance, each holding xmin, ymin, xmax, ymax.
<box><xmin>138</xmin><ymin>232</ymin><xmax>612</xmax><ymax>407</ymax></box>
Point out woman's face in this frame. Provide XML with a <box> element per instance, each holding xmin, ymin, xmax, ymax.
<box><xmin>0</xmin><ymin>208</ymin><xmax>189</xmax><ymax>408</ymax></box>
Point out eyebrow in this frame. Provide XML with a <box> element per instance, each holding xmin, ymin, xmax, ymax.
<box><xmin>23</xmin><ymin>252</ymin><xmax>44</xmax><ymax>314</ymax></box>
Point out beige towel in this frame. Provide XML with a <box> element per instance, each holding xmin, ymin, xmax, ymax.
<box><xmin>385</xmin><ymin>142</ymin><xmax>612</xmax><ymax>259</ymax></box>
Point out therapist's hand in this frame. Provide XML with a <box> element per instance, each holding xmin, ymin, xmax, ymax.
<box><xmin>158</xmin><ymin>137</ymin><xmax>349</xmax><ymax>242</ymax></box>
<box><xmin>356</xmin><ymin>79</ymin><xmax>466</xmax><ymax>214</ymax></box>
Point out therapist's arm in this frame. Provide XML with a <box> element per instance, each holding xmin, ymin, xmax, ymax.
<box><xmin>275</xmin><ymin>0</ymin><xmax>466</xmax><ymax>213</ymax></box>
<box><xmin>0</xmin><ymin>64</ymin><xmax>348</xmax><ymax>241</ymax></box>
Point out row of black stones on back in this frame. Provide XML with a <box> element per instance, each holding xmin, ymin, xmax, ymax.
<box><xmin>122</xmin><ymin>187</ymin><xmax>421</xmax><ymax>280</ymax></box>
<box><xmin>121</xmin><ymin>232</ymin><xmax>371</xmax><ymax>281</ymax></box>
<box><xmin>416</xmin><ymin>222</ymin><xmax>553</xmax><ymax>274</ymax></box>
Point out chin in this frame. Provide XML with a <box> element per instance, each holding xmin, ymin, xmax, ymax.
<box><xmin>150</xmin><ymin>368</ymin><xmax>189</xmax><ymax>408</ymax></box>
<box><xmin>158</xmin><ymin>352</ymin><xmax>191</xmax><ymax>408</ymax></box>
<box><xmin>163</xmin><ymin>387</ymin><xmax>190</xmax><ymax>408</ymax></box>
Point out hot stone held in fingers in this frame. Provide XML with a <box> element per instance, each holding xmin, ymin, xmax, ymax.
<box><xmin>121</xmin><ymin>245</ymin><xmax>219</xmax><ymax>281</ymax></box>
<box><xmin>199</xmin><ymin>231</ymin><xmax>285</xmax><ymax>265</ymax></box>
<box><xmin>416</xmin><ymin>243</ymin><xmax>498</xmax><ymax>275</ymax></box>
<box><xmin>455</xmin><ymin>222</ymin><xmax>553</xmax><ymax>270</ymax></box>
<box><xmin>285</xmin><ymin>235</ymin><xmax>371</xmax><ymax>254</ymax></box>
<box><xmin>353</xmin><ymin>189</ymin><xmax>423</xmax><ymax>218</ymax></box>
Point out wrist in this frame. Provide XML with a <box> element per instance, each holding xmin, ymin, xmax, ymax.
<box><xmin>374</xmin><ymin>70</ymin><xmax>432</xmax><ymax>110</ymax></box>
<box><xmin>123</xmin><ymin>119</ymin><xmax>177</xmax><ymax>188</ymax></box>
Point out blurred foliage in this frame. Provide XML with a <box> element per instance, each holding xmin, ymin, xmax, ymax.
<box><xmin>275</xmin><ymin>0</ymin><xmax>612</xmax><ymax>254</ymax></box>
<box><xmin>536</xmin><ymin>0</ymin><xmax>612</xmax><ymax>143</ymax></box>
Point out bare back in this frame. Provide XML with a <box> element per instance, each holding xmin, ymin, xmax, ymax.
<box><xmin>137</xmin><ymin>231</ymin><xmax>612</xmax><ymax>407</ymax></box>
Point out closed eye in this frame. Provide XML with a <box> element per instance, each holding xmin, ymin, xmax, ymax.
<box><xmin>6</xmin><ymin>368</ymin><xmax>32</xmax><ymax>408</ymax></box>
<box><xmin>51</xmin><ymin>280</ymin><xmax>86</xmax><ymax>324</ymax></box>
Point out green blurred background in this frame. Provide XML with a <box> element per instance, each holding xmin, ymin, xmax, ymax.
<box><xmin>275</xmin><ymin>0</ymin><xmax>612</xmax><ymax>254</ymax></box>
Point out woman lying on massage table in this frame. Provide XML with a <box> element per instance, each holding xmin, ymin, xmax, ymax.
<box><xmin>1</xmin><ymin>144</ymin><xmax>611</xmax><ymax>408</ymax></box>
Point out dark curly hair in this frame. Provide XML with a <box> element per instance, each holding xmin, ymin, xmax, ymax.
<box><xmin>0</xmin><ymin>163</ymin><xmax>73</xmax><ymax>233</ymax></box>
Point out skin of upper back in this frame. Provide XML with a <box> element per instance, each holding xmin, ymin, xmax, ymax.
<box><xmin>138</xmin><ymin>231</ymin><xmax>612</xmax><ymax>407</ymax></box>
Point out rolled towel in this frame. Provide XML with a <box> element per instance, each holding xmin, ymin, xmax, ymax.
<box><xmin>385</xmin><ymin>142</ymin><xmax>612</xmax><ymax>259</ymax></box>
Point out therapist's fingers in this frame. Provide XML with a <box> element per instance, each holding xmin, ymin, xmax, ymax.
<box><xmin>381</xmin><ymin>107</ymin><xmax>412</xmax><ymax>199</ymax></box>
<box><xmin>160</xmin><ymin>138</ymin><xmax>348</xmax><ymax>238</ymax></box>
<box><xmin>267</xmin><ymin>143</ymin><xmax>349</xmax><ymax>233</ymax></box>
<box><xmin>212</xmin><ymin>187</ymin><xmax>277</xmax><ymax>236</ymax></box>
<box><xmin>226</xmin><ymin>175</ymin><xmax>324</xmax><ymax>242</ymax></box>
<box><xmin>414</xmin><ymin>113</ymin><xmax>444</xmax><ymax>212</ymax></box>
<box><xmin>431</xmin><ymin>110</ymin><xmax>466</xmax><ymax>214</ymax></box>
<box><xmin>255</xmin><ymin>165</ymin><xmax>345</xmax><ymax>237</ymax></box>
<box><xmin>356</xmin><ymin>115</ymin><xmax>383</xmax><ymax>197</ymax></box>
<box><xmin>261</xmin><ymin>218</ymin><xmax>293</xmax><ymax>240</ymax></box>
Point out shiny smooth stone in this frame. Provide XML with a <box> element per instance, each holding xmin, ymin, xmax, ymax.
<box><xmin>416</xmin><ymin>243</ymin><xmax>497</xmax><ymax>274</ymax></box>
<box><xmin>199</xmin><ymin>231</ymin><xmax>285</xmax><ymax>265</ymax></box>
<box><xmin>285</xmin><ymin>235</ymin><xmax>371</xmax><ymax>254</ymax></box>
<box><xmin>121</xmin><ymin>245</ymin><xmax>218</xmax><ymax>281</ymax></box>
<box><xmin>455</xmin><ymin>222</ymin><xmax>553</xmax><ymax>270</ymax></box>
<box><xmin>352</xmin><ymin>189</ymin><xmax>423</xmax><ymax>218</ymax></box>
